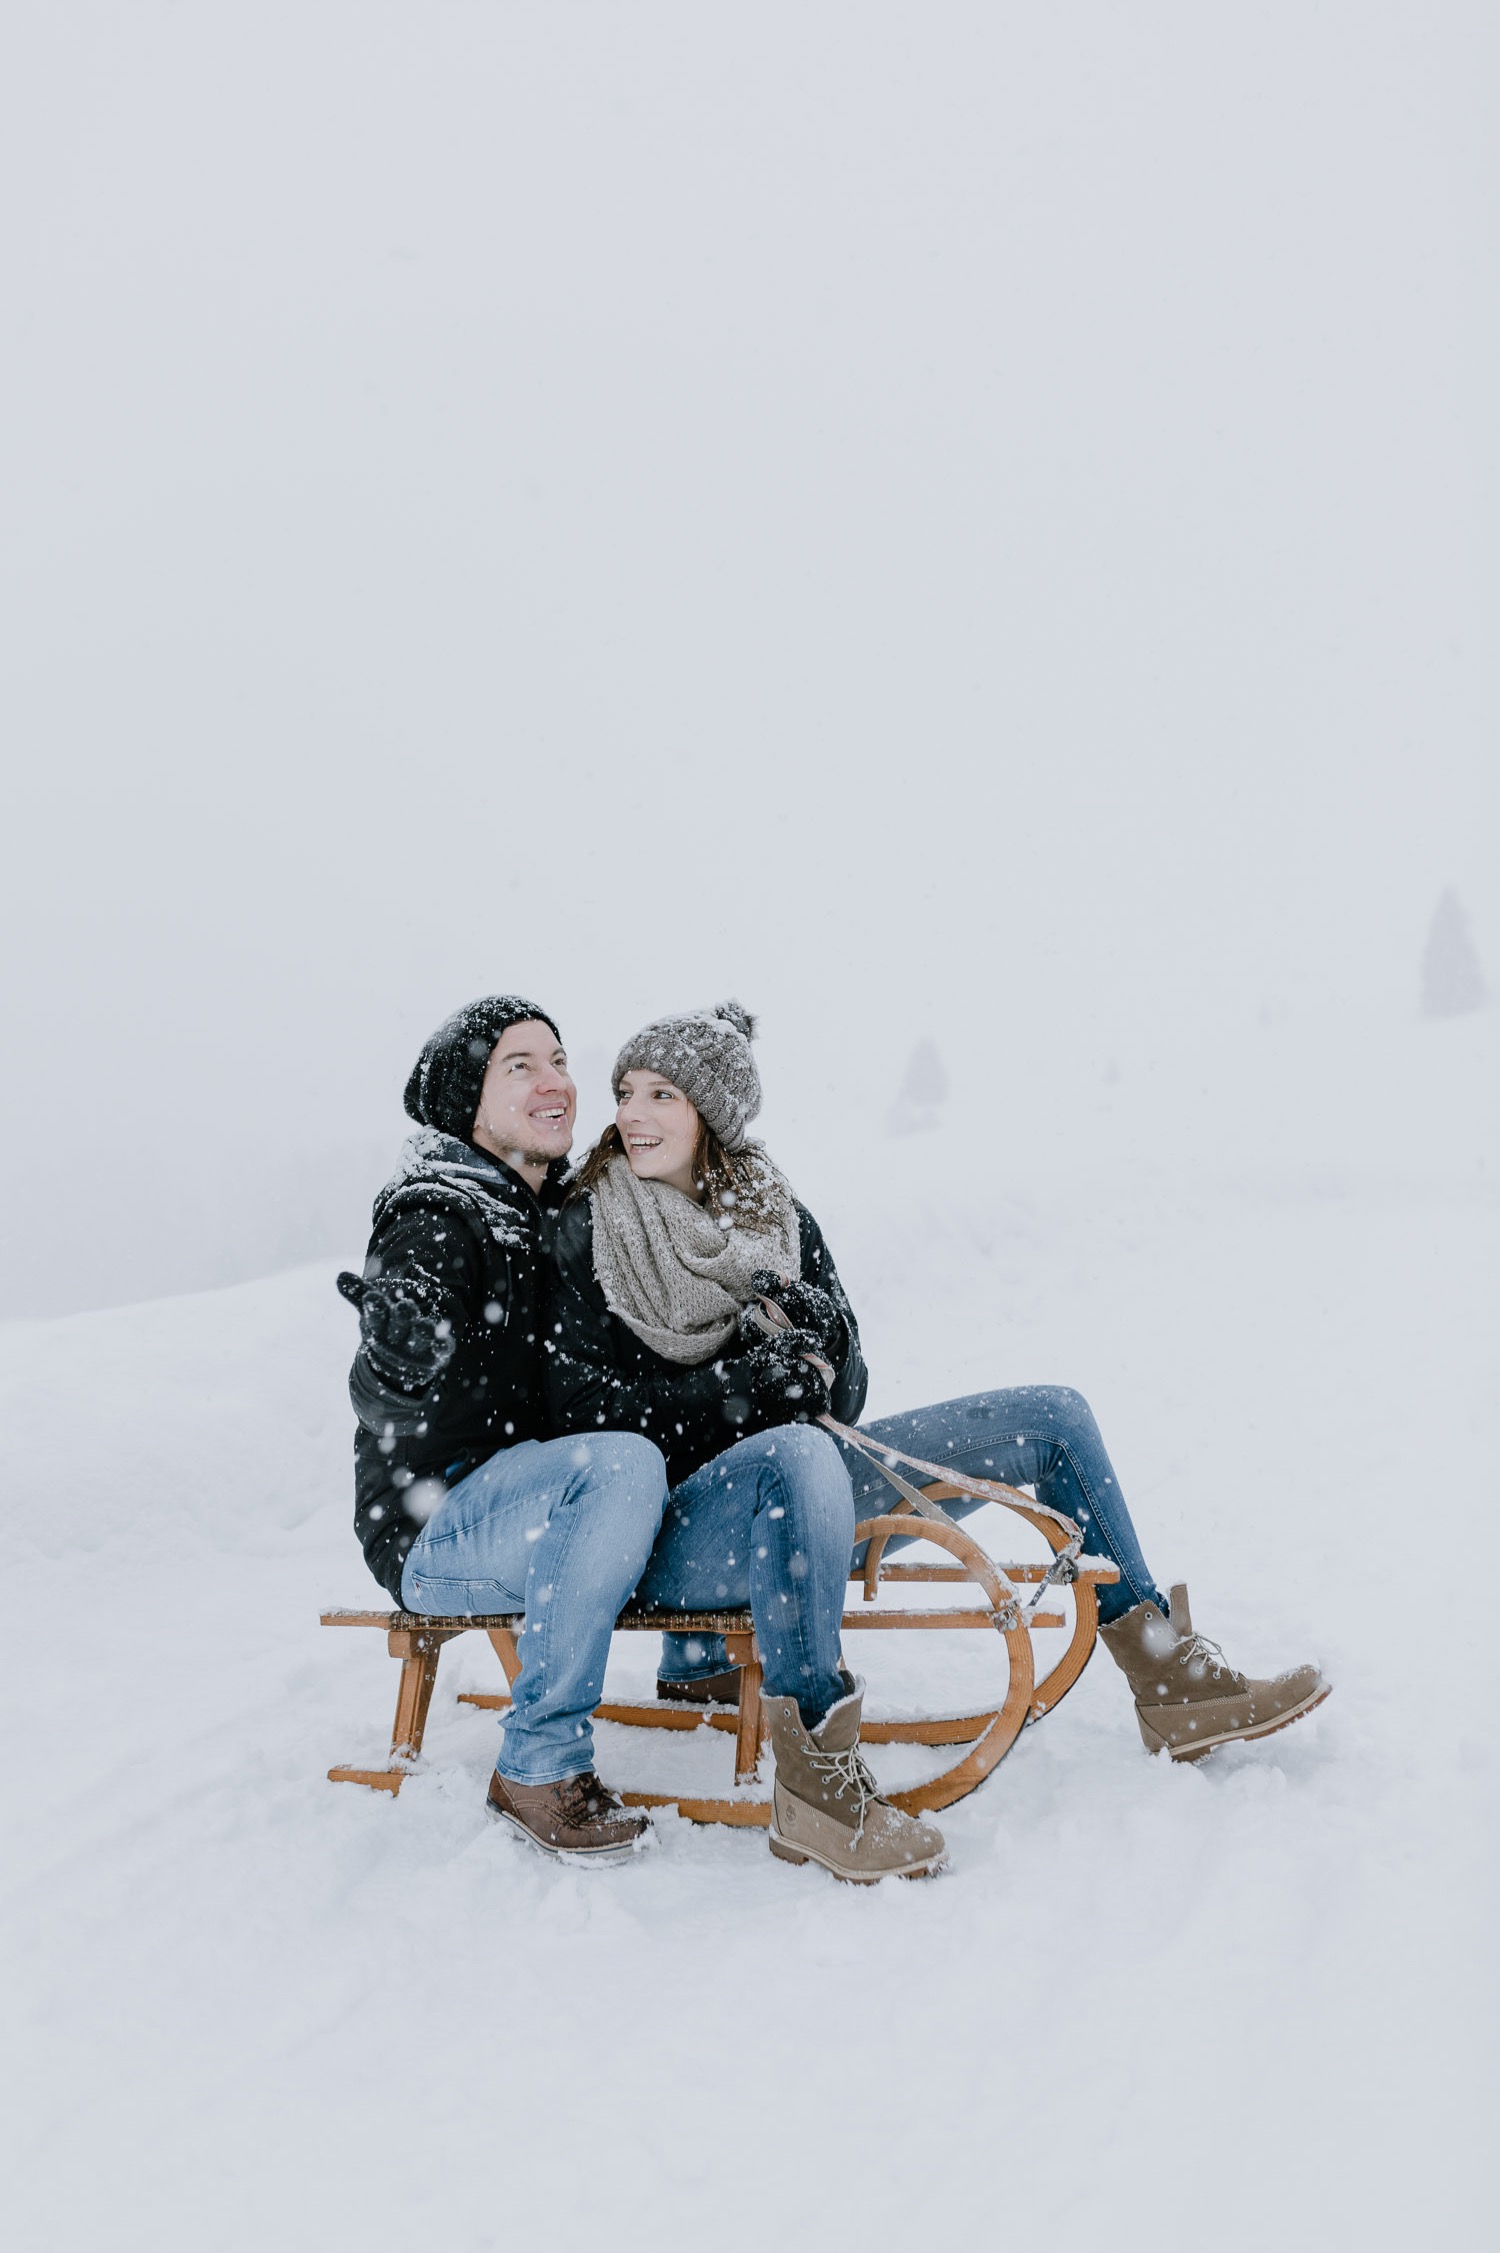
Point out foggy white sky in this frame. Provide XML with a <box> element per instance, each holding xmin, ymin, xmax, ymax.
<box><xmin>2</xmin><ymin>3</ymin><xmax>1495</xmax><ymax>1314</ymax></box>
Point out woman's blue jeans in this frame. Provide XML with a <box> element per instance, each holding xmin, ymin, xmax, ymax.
<box><xmin>636</xmin><ymin>1424</ymin><xmax>855</xmax><ymax>1728</ymax></box>
<box><xmin>400</xmin><ymin>1431</ymin><xmax>669</xmax><ymax>1786</ymax></box>
<box><xmin>658</xmin><ymin>1386</ymin><xmax>1165</xmax><ymax>1687</ymax></box>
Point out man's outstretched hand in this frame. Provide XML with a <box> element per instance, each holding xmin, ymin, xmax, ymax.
<box><xmin>337</xmin><ymin>1270</ymin><xmax>457</xmax><ymax>1393</ymax></box>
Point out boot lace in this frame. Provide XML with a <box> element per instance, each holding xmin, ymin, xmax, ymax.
<box><xmin>557</xmin><ymin>1772</ymin><xmax>623</xmax><ymax>1825</ymax></box>
<box><xmin>807</xmin><ymin>1745</ymin><xmax>883</xmax><ymax>1838</ymax></box>
<box><xmin>1176</xmin><ymin>1630</ymin><xmax>1245</xmax><ymax>1686</ymax></box>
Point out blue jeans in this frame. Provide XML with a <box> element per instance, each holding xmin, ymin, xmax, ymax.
<box><xmin>636</xmin><ymin>1424</ymin><xmax>854</xmax><ymax>1727</ymax></box>
<box><xmin>658</xmin><ymin>1387</ymin><xmax>1165</xmax><ymax>1685</ymax></box>
<box><xmin>400</xmin><ymin>1432</ymin><xmax>669</xmax><ymax>1786</ymax></box>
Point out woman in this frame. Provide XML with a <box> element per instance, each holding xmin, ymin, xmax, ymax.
<box><xmin>555</xmin><ymin>1003</ymin><xmax>1330</xmax><ymax>1819</ymax></box>
<box><xmin>546</xmin><ymin>1001</ymin><xmax>947</xmax><ymax>1882</ymax></box>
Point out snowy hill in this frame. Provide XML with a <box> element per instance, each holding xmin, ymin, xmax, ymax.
<box><xmin>5</xmin><ymin>1111</ymin><xmax>1493</xmax><ymax>2251</ymax></box>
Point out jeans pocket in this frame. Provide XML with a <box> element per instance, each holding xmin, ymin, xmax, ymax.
<box><xmin>402</xmin><ymin>1569</ymin><xmax>524</xmax><ymax>1616</ymax></box>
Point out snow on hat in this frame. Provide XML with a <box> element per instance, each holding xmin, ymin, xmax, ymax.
<box><xmin>404</xmin><ymin>995</ymin><xmax>562</xmax><ymax>1141</ymax></box>
<box><xmin>612</xmin><ymin>1001</ymin><xmax>761</xmax><ymax>1152</ymax></box>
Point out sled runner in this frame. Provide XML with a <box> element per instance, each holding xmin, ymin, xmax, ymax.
<box><xmin>321</xmin><ymin>1457</ymin><xmax>1119</xmax><ymax>1823</ymax></box>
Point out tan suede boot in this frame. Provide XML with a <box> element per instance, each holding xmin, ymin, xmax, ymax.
<box><xmin>1099</xmin><ymin>1583</ymin><xmax>1331</xmax><ymax>1761</ymax></box>
<box><xmin>763</xmin><ymin>1676</ymin><xmax>947</xmax><ymax>1881</ymax></box>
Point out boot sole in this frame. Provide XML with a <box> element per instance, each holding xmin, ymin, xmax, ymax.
<box><xmin>769</xmin><ymin>1831</ymin><xmax>948</xmax><ymax>1882</ymax></box>
<box><xmin>486</xmin><ymin>1803</ymin><xmax>652</xmax><ymax>1865</ymax></box>
<box><xmin>1147</xmin><ymin>1679</ymin><xmax>1334</xmax><ymax>1763</ymax></box>
<box><xmin>655</xmin><ymin>1679</ymin><xmax>742</xmax><ymax>1709</ymax></box>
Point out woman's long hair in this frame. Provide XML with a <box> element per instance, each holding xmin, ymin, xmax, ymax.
<box><xmin>570</xmin><ymin>1116</ymin><xmax>785</xmax><ymax>1227</ymax></box>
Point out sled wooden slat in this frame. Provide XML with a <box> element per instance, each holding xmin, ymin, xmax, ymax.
<box><xmin>459</xmin><ymin>1691</ymin><xmax>728</xmax><ymax>1728</ymax></box>
<box><xmin>320</xmin><ymin>1606</ymin><xmax>763</xmax><ymax>1633</ymax></box>
<box><xmin>328</xmin><ymin>1766</ymin><xmax>407</xmax><ymax>1793</ymax></box>
<box><xmin>453</xmin><ymin>1691</ymin><xmax>1013</xmax><ymax>1751</ymax></box>
<box><xmin>619</xmin><ymin>1793</ymin><xmax>771</xmax><ymax>1827</ymax></box>
<box><xmin>867</xmin><ymin>1561</ymin><xmax>1116</xmax><ymax>1586</ymax></box>
<box><xmin>321</xmin><ymin>1483</ymin><xmax>1117</xmax><ymax>1819</ymax></box>
<box><xmin>843</xmin><ymin>1607</ymin><xmax>1048</xmax><ymax>1631</ymax></box>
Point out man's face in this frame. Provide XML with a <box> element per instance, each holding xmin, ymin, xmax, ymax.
<box><xmin>470</xmin><ymin>1020</ymin><xmax>577</xmax><ymax>1175</ymax></box>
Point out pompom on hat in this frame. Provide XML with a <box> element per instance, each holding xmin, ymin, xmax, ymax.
<box><xmin>613</xmin><ymin>1000</ymin><xmax>761</xmax><ymax>1151</ymax></box>
<box><xmin>404</xmin><ymin>995</ymin><xmax>562</xmax><ymax>1141</ymax></box>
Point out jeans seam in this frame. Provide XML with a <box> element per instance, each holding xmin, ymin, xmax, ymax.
<box><xmin>644</xmin><ymin>1433</ymin><xmax>847</xmax><ymax>1704</ymax></box>
<box><xmin>755</xmin><ymin>1450</ymin><xmax>807</xmax><ymax>1688</ymax></box>
<box><xmin>501</xmin><ymin>1449</ymin><xmax>663</xmax><ymax>1783</ymax></box>
<box><xmin>493</xmin><ymin>1461</ymin><xmax>587</xmax><ymax>1782</ymax></box>
<box><xmin>753</xmin><ymin>1441</ymin><xmax>848</xmax><ymax>1703</ymax></box>
<box><xmin>510</xmin><ymin>1470</ymin><xmax>587</xmax><ymax>1733</ymax></box>
<box><xmin>1043</xmin><ymin>1433</ymin><xmax>1155</xmax><ymax>1612</ymax></box>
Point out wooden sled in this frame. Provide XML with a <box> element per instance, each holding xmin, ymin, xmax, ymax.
<box><xmin>322</xmin><ymin>1479</ymin><xmax>1118</xmax><ymax>1824</ymax></box>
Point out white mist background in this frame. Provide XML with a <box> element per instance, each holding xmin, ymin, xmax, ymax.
<box><xmin>3</xmin><ymin>17</ymin><xmax>1497</xmax><ymax>2249</ymax></box>
<box><xmin>2</xmin><ymin>0</ymin><xmax>1495</xmax><ymax>1317</ymax></box>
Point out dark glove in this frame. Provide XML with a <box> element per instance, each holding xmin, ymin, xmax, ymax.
<box><xmin>337</xmin><ymin>1269</ymin><xmax>457</xmax><ymax>1394</ymax></box>
<box><xmin>744</xmin><ymin>1329</ymin><xmax>833</xmax><ymax>1422</ymax></box>
<box><xmin>746</xmin><ymin>1270</ymin><xmax>850</xmax><ymax>1368</ymax></box>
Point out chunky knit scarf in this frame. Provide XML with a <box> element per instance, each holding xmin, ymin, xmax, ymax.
<box><xmin>589</xmin><ymin>1152</ymin><xmax>802</xmax><ymax>1365</ymax></box>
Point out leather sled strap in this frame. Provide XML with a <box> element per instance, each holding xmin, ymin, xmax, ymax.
<box><xmin>747</xmin><ymin>1289</ymin><xmax>1082</xmax><ymax>1546</ymax></box>
<box><xmin>817</xmin><ymin>1412</ymin><xmax>1082</xmax><ymax>1543</ymax></box>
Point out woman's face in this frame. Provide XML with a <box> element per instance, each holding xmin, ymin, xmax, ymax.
<box><xmin>616</xmin><ymin>1070</ymin><xmax>701</xmax><ymax>1199</ymax></box>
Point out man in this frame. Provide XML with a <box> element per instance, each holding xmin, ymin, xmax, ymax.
<box><xmin>339</xmin><ymin>996</ymin><xmax>667</xmax><ymax>1862</ymax></box>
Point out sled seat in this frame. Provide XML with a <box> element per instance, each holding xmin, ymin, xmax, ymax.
<box><xmin>321</xmin><ymin>1486</ymin><xmax>1118</xmax><ymax>1824</ymax></box>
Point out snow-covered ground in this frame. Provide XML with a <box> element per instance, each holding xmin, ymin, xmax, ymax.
<box><xmin>5</xmin><ymin>1013</ymin><xmax>1493</xmax><ymax>2251</ymax></box>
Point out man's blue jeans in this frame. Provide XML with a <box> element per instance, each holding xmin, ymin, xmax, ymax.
<box><xmin>400</xmin><ymin>1432</ymin><xmax>668</xmax><ymax>1786</ymax></box>
<box><xmin>636</xmin><ymin>1424</ymin><xmax>854</xmax><ymax>1727</ymax></box>
<box><xmin>658</xmin><ymin>1386</ymin><xmax>1165</xmax><ymax>1687</ymax></box>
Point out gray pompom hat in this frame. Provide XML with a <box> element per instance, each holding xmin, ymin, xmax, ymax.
<box><xmin>613</xmin><ymin>1001</ymin><xmax>761</xmax><ymax>1151</ymax></box>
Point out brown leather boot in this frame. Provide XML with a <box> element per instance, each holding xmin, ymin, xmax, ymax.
<box><xmin>1099</xmin><ymin>1583</ymin><xmax>1331</xmax><ymax>1761</ymax></box>
<box><xmin>655</xmin><ymin>1667</ymin><xmax>743</xmax><ymax>1707</ymax></box>
<box><xmin>762</xmin><ymin>1676</ymin><xmax>947</xmax><ymax>1881</ymax></box>
<box><xmin>485</xmin><ymin>1768</ymin><xmax>651</xmax><ymax>1862</ymax></box>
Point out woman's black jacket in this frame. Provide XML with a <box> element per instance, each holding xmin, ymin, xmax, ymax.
<box><xmin>544</xmin><ymin>1196</ymin><xmax>868</xmax><ymax>1489</ymax></box>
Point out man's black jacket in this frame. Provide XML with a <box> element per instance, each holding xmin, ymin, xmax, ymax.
<box><xmin>344</xmin><ymin>1131</ymin><xmax>568</xmax><ymax>1598</ymax></box>
<box><xmin>544</xmin><ymin>1196</ymin><xmax>868</xmax><ymax>1489</ymax></box>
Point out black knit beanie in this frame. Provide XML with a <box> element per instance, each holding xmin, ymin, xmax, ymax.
<box><xmin>403</xmin><ymin>996</ymin><xmax>562</xmax><ymax>1141</ymax></box>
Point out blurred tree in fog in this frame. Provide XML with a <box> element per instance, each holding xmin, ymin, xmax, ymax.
<box><xmin>887</xmin><ymin>1040</ymin><xmax>950</xmax><ymax>1136</ymax></box>
<box><xmin>1421</xmin><ymin>889</ymin><xmax>1488</xmax><ymax>1019</ymax></box>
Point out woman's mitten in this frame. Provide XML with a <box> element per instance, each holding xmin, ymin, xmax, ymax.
<box><xmin>745</xmin><ymin>1329</ymin><xmax>833</xmax><ymax>1421</ymax></box>
<box><xmin>747</xmin><ymin>1270</ymin><xmax>850</xmax><ymax>1367</ymax></box>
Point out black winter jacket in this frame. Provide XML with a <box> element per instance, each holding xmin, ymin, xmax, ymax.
<box><xmin>344</xmin><ymin>1131</ymin><xmax>568</xmax><ymax>1598</ymax></box>
<box><xmin>544</xmin><ymin>1196</ymin><xmax>868</xmax><ymax>1489</ymax></box>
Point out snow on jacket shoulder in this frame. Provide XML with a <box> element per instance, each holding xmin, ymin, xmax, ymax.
<box><xmin>345</xmin><ymin>1131</ymin><xmax>568</xmax><ymax>1600</ymax></box>
<box><xmin>544</xmin><ymin>1194</ymin><xmax>868</xmax><ymax>1488</ymax></box>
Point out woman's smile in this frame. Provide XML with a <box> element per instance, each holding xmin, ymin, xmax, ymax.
<box><xmin>615</xmin><ymin>1070</ymin><xmax>701</xmax><ymax>1197</ymax></box>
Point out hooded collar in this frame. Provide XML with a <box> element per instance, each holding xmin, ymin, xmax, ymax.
<box><xmin>374</xmin><ymin>1128</ymin><xmax>568</xmax><ymax>1237</ymax></box>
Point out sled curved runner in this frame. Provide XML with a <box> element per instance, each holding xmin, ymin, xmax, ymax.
<box><xmin>322</xmin><ymin>1477</ymin><xmax>1118</xmax><ymax>1823</ymax></box>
